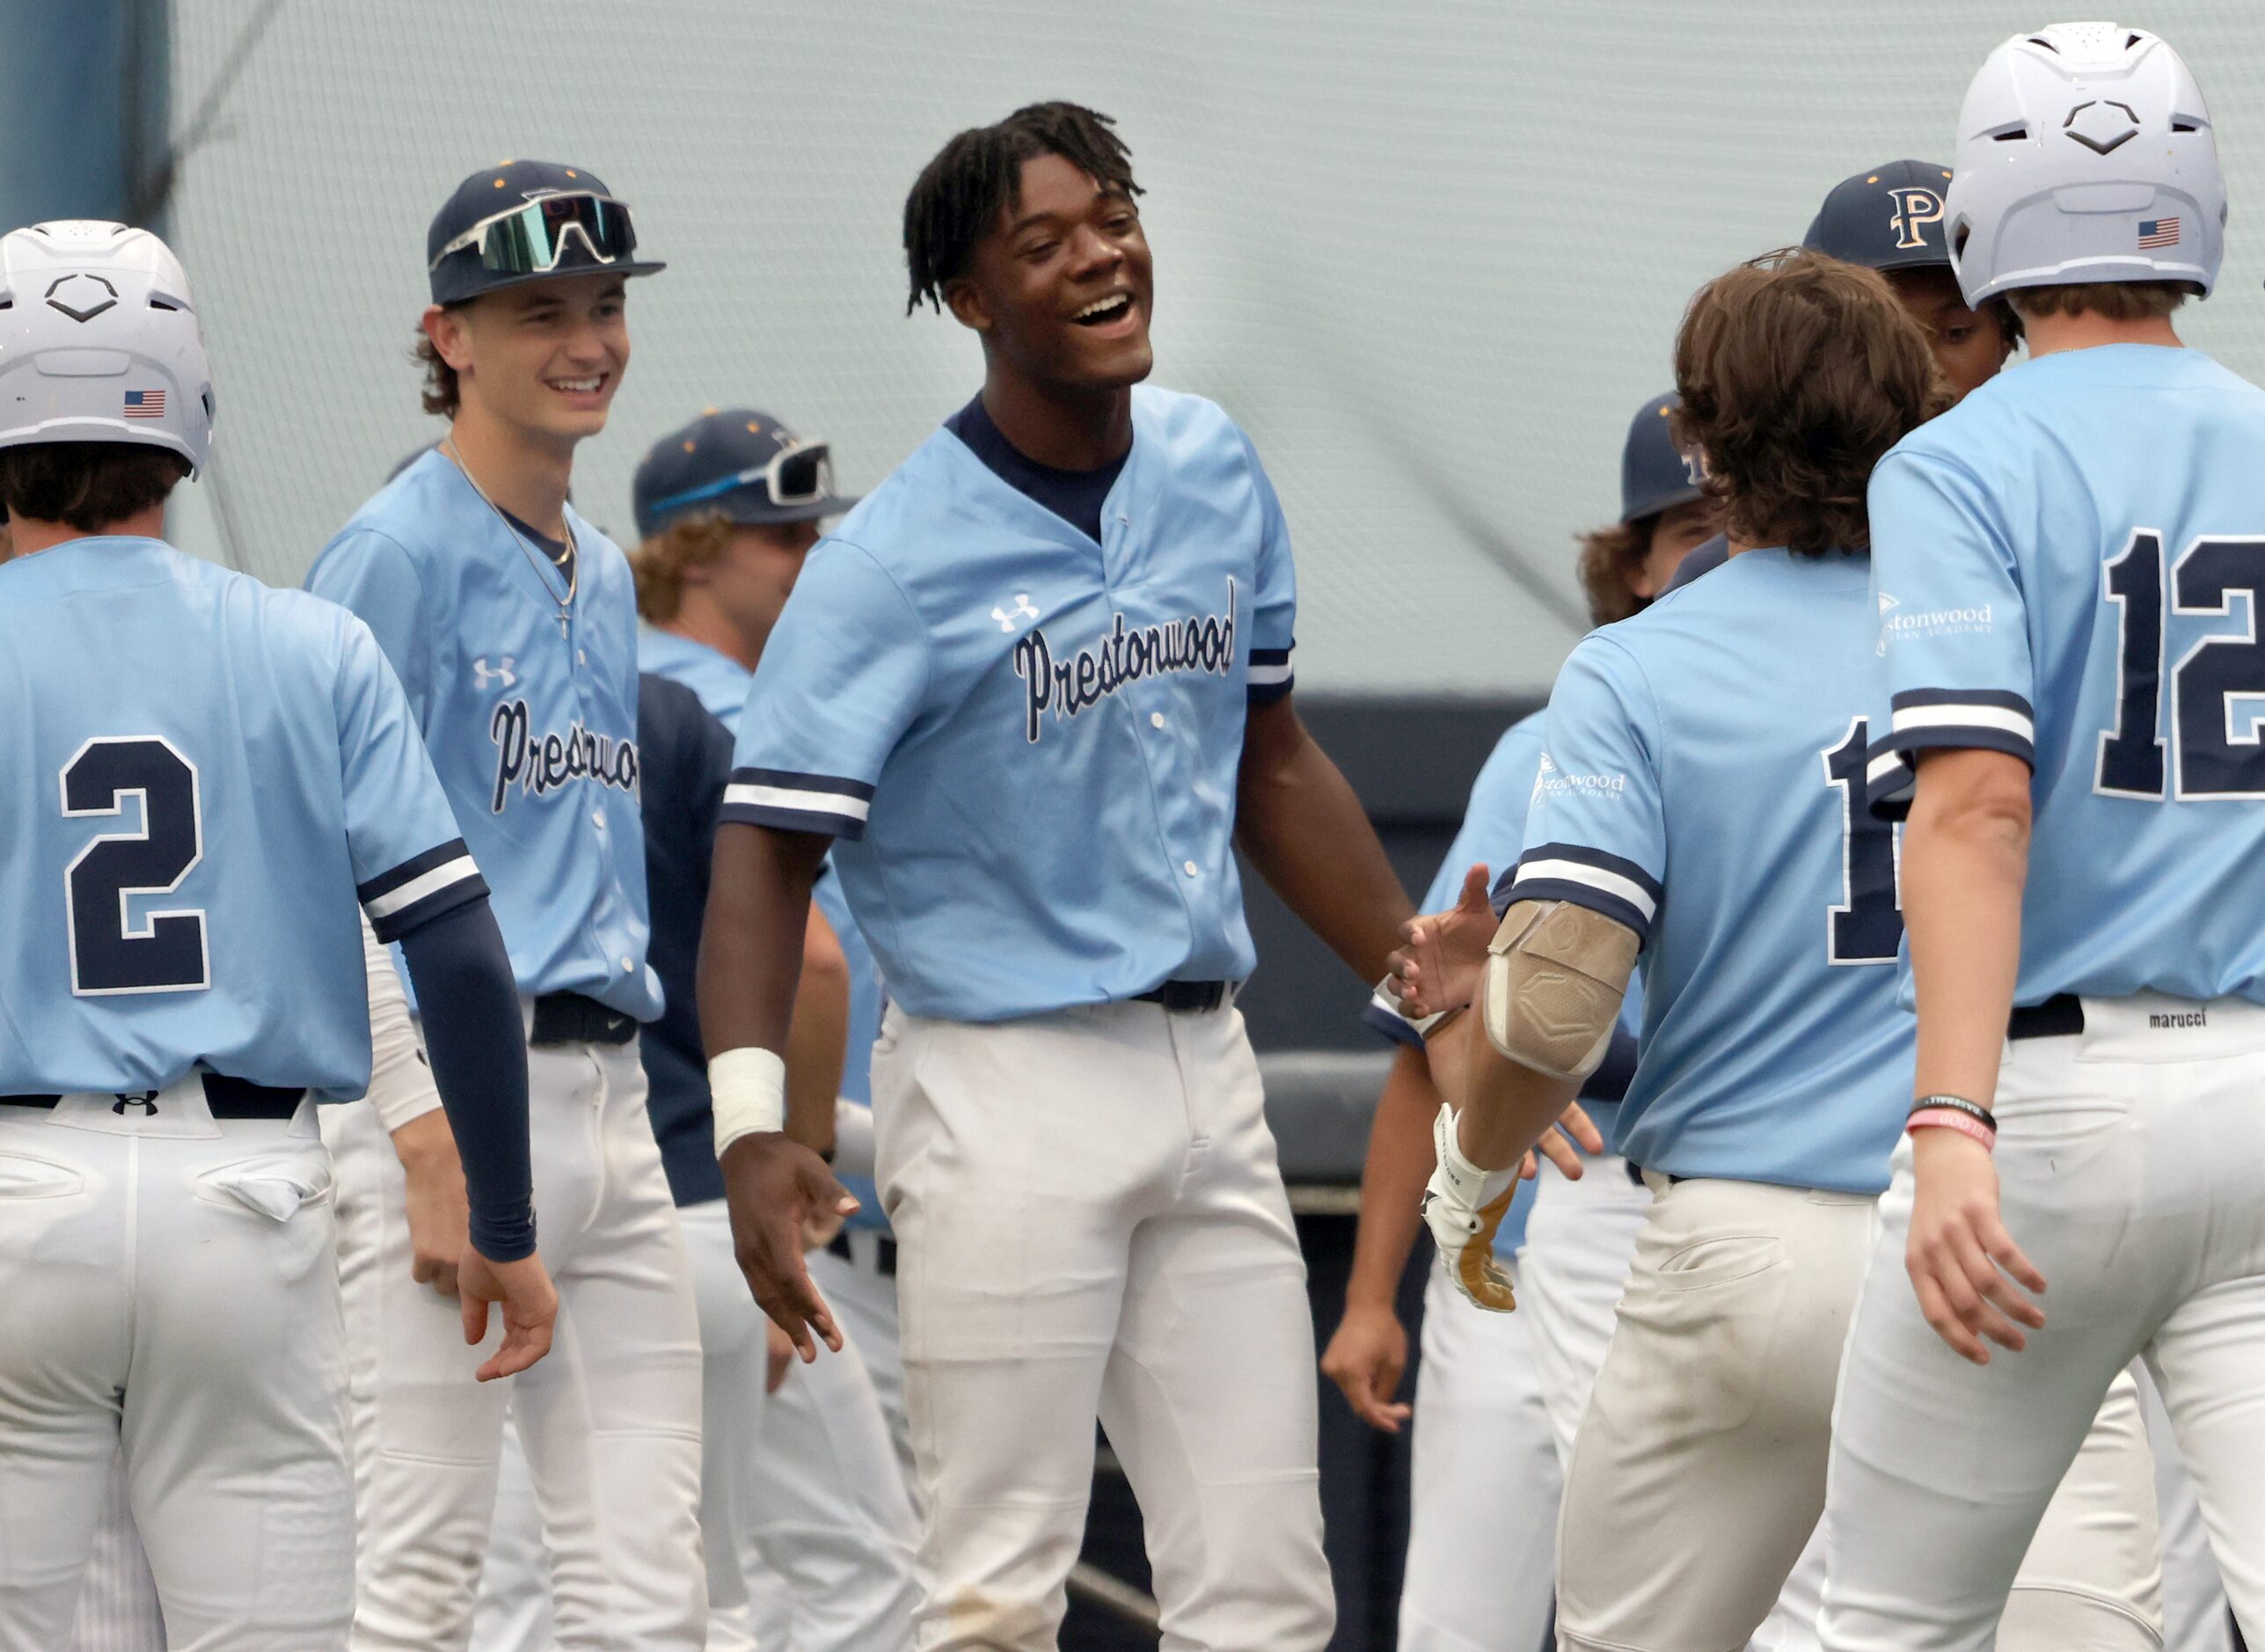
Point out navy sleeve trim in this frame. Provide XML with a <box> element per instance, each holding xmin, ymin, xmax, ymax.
<box><xmin>1499</xmin><ymin>876</ymin><xmax>1654</xmax><ymax>944</ymax></box>
<box><xmin>1246</xmin><ymin>643</ymin><xmax>1294</xmax><ymax>703</ymax></box>
<box><xmin>1866</xmin><ymin>739</ymin><xmax>1917</xmax><ymax>822</ymax></box>
<box><xmin>1885</xmin><ymin>688</ymin><xmax>2036</xmax><ymax>764</ymax></box>
<box><xmin>720</xmin><ymin>767</ymin><xmax>873</xmax><ymax>838</ymax></box>
<box><xmin>1515</xmin><ymin>842</ymin><xmax>1664</xmax><ymax>905</ymax></box>
<box><xmin>359</xmin><ymin>839</ymin><xmax>489</xmax><ymax>944</ymax></box>
<box><xmin>1362</xmin><ymin>988</ymin><xmax>1432</xmax><ymax>1049</ymax></box>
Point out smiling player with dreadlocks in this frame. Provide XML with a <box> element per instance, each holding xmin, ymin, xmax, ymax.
<box><xmin>697</xmin><ymin>101</ymin><xmax>1414</xmax><ymax>1648</ymax></box>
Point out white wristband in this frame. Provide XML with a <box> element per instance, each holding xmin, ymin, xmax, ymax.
<box><xmin>711</xmin><ymin>1047</ymin><xmax>786</xmax><ymax>1158</ymax></box>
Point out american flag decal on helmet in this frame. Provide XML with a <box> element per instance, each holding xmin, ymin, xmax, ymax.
<box><xmin>2137</xmin><ymin>217</ymin><xmax>2181</xmax><ymax>249</ymax></box>
<box><xmin>122</xmin><ymin>389</ymin><xmax>166</xmax><ymax>419</ymax></box>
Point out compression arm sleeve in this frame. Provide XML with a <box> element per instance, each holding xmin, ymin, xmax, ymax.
<box><xmin>397</xmin><ymin>896</ymin><xmax>536</xmax><ymax>1261</ymax></box>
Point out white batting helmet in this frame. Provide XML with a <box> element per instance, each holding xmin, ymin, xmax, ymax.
<box><xmin>0</xmin><ymin>221</ymin><xmax>215</xmax><ymax>475</ymax></box>
<box><xmin>1945</xmin><ymin>22</ymin><xmax>2225</xmax><ymax>306</ymax></box>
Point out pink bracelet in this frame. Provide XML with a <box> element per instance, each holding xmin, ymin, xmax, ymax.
<box><xmin>1907</xmin><ymin>1107</ymin><xmax>1996</xmax><ymax>1151</ymax></box>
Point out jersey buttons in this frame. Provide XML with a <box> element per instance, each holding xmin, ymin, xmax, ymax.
<box><xmin>1182</xmin><ymin>860</ymin><xmax>1199</xmax><ymax>877</ymax></box>
<box><xmin>1150</xmin><ymin>712</ymin><xmax>1166</xmax><ymax>729</ymax></box>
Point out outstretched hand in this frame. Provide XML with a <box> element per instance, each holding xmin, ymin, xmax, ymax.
<box><xmin>720</xmin><ymin>1132</ymin><xmax>859</xmax><ymax>1361</ymax></box>
<box><xmin>1387</xmin><ymin>864</ymin><xmax>1496</xmax><ymax>1020</ymax></box>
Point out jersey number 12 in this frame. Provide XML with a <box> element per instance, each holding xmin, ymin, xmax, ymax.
<box><xmin>62</xmin><ymin>737</ymin><xmax>209</xmax><ymax>996</ymax></box>
<box><xmin>2099</xmin><ymin>530</ymin><xmax>2265</xmax><ymax>799</ymax></box>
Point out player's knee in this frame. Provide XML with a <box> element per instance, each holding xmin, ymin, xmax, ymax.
<box><xmin>1480</xmin><ymin>901</ymin><xmax>1638</xmax><ymax>1081</ymax></box>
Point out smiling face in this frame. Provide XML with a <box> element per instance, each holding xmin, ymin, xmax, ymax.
<box><xmin>946</xmin><ymin>152</ymin><xmax>1154</xmax><ymax>396</ymax></box>
<box><xmin>1885</xmin><ymin>264</ymin><xmax>2011</xmax><ymax>404</ymax></box>
<box><xmin>425</xmin><ymin>272</ymin><xmax>630</xmax><ymax>448</ymax></box>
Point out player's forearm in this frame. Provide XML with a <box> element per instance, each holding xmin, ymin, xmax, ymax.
<box><xmin>1903</xmin><ymin>749</ymin><xmax>2032</xmax><ymax>1107</ymax></box>
<box><xmin>1440</xmin><ymin>1013</ymin><xmax>1581</xmax><ymax>1172</ymax></box>
<box><xmin>1345</xmin><ymin>1044</ymin><xmax>1443</xmax><ymax>1308</ymax></box>
<box><xmin>783</xmin><ymin>904</ymin><xmax>850</xmax><ymax>1157</ymax></box>
<box><xmin>1235</xmin><ymin>700</ymin><xmax>1411</xmax><ymax>982</ymax></box>
<box><xmin>397</xmin><ymin>898</ymin><xmax>536</xmax><ymax>1261</ymax></box>
<box><xmin>699</xmin><ymin>822</ymin><xmax>828</xmax><ymax>1059</ymax></box>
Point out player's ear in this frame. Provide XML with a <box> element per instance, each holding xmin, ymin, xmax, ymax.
<box><xmin>421</xmin><ymin>303</ymin><xmax>474</xmax><ymax>376</ymax></box>
<box><xmin>943</xmin><ymin>277</ymin><xmax>993</xmax><ymax>336</ymax></box>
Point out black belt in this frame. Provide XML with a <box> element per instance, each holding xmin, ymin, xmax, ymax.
<box><xmin>530</xmin><ymin>992</ymin><xmax>638</xmax><ymax>1047</ymax></box>
<box><xmin>0</xmin><ymin>1072</ymin><xmax>304</xmax><ymax>1120</ymax></box>
<box><xmin>2009</xmin><ymin>993</ymin><xmax>2086</xmax><ymax>1041</ymax></box>
<box><xmin>1135</xmin><ymin>979</ymin><xmax>1237</xmax><ymax>1013</ymax></box>
<box><xmin>826</xmin><ymin>1229</ymin><xmax>897</xmax><ymax>1276</ymax></box>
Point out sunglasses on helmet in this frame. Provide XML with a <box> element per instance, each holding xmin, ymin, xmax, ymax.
<box><xmin>430</xmin><ymin>191</ymin><xmax>640</xmax><ymax>276</ymax></box>
<box><xmin>647</xmin><ymin>441</ymin><xmax>837</xmax><ymax>519</ymax></box>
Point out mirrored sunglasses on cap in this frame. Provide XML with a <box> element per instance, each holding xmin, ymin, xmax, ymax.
<box><xmin>647</xmin><ymin>441</ymin><xmax>837</xmax><ymax>518</ymax></box>
<box><xmin>430</xmin><ymin>192</ymin><xmax>639</xmax><ymax>276</ymax></box>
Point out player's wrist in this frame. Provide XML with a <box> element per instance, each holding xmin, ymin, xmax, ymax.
<box><xmin>711</xmin><ymin>1047</ymin><xmax>786</xmax><ymax>1157</ymax></box>
<box><xmin>1907</xmin><ymin>1093</ymin><xmax>1997</xmax><ymax>1151</ymax></box>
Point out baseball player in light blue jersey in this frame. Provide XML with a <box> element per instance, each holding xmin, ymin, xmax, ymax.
<box><xmin>302</xmin><ymin>160</ymin><xmax>705</xmax><ymax>1650</ymax></box>
<box><xmin>0</xmin><ymin>221</ymin><xmax>553</xmax><ymax>1652</ymax></box>
<box><xmin>1823</xmin><ymin>25</ymin><xmax>2265</xmax><ymax>1647</ymax></box>
<box><xmin>1324</xmin><ymin>391</ymin><xmax>1712</xmax><ymax>1652</ymax></box>
<box><xmin>1393</xmin><ymin>250</ymin><xmax>2163</xmax><ymax>1652</ymax></box>
<box><xmin>698</xmin><ymin>104</ymin><xmax>1414</xmax><ymax>1648</ymax></box>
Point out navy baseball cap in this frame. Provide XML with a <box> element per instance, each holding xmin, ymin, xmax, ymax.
<box><xmin>1803</xmin><ymin>159</ymin><xmax>1957</xmax><ymax>274</ymax></box>
<box><xmin>633</xmin><ymin>408</ymin><xmax>858</xmax><ymax>539</ymax></box>
<box><xmin>427</xmin><ymin>159</ymin><xmax>666</xmax><ymax>306</ymax></box>
<box><xmin>1619</xmin><ymin>392</ymin><xmax>1706</xmax><ymax>525</ymax></box>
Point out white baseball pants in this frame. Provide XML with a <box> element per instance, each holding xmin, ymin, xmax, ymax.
<box><xmin>1399</xmin><ymin>1254</ymin><xmax>1558</xmax><ymax>1652</ymax></box>
<box><xmin>471</xmin><ymin>1197</ymin><xmax>920</xmax><ymax>1652</ymax></box>
<box><xmin>1559</xmin><ymin>1172</ymin><xmax>2163</xmax><ymax>1652</ymax></box>
<box><xmin>872</xmin><ymin>998</ymin><xmax>1334</xmax><ymax>1652</ymax></box>
<box><xmin>325</xmin><ymin>1034</ymin><xmax>705</xmax><ymax>1652</ymax></box>
<box><xmin>1823</xmin><ymin>995</ymin><xmax>2265</xmax><ymax>1649</ymax></box>
<box><xmin>812</xmin><ymin>1229</ymin><xmax>913</xmax><ymax>1484</ymax></box>
<box><xmin>1520</xmin><ymin>1151</ymin><xmax>1830</xmax><ymax>1651</ymax></box>
<box><xmin>69</xmin><ymin>1451</ymin><xmax>166</xmax><ymax>1652</ymax></box>
<box><xmin>2140</xmin><ymin>1364</ymin><xmax>2237</xmax><ymax>1652</ymax></box>
<box><xmin>0</xmin><ymin>1086</ymin><xmax>351</xmax><ymax>1652</ymax></box>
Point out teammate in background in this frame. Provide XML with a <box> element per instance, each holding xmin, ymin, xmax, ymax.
<box><xmin>1395</xmin><ymin>250</ymin><xmax>2162</xmax><ymax>1652</ymax></box>
<box><xmin>1825</xmin><ymin>24</ymin><xmax>2265</xmax><ymax>1644</ymax></box>
<box><xmin>698</xmin><ymin>103</ymin><xmax>1414</xmax><ymax>1648</ymax></box>
<box><xmin>626</xmin><ymin>407</ymin><xmax>919</xmax><ymax>1650</ymax></box>
<box><xmin>0</xmin><ymin>220</ymin><xmax>552</xmax><ymax>1650</ymax></box>
<box><xmin>303</xmin><ymin>161</ymin><xmax>705</xmax><ymax>1649</ymax></box>
<box><xmin>1321</xmin><ymin>391</ymin><xmax>1713</xmax><ymax>1652</ymax></box>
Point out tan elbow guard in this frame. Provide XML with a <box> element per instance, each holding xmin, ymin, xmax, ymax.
<box><xmin>1480</xmin><ymin>900</ymin><xmax>1639</xmax><ymax>1081</ymax></box>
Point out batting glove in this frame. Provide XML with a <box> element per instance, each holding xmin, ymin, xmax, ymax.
<box><xmin>1422</xmin><ymin>1103</ymin><xmax>1519</xmax><ymax>1312</ymax></box>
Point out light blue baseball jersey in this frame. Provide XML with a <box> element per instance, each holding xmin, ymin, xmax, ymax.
<box><xmin>638</xmin><ymin>623</ymin><xmax>890</xmax><ymax>1228</ymax></box>
<box><xmin>0</xmin><ymin>537</ymin><xmax>486</xmax><ymax>1094</ymax></box>
<box><xmin>1508</xmin><ymin>549</ymin><xmax>1909</xmax><ymax>1194</ymax></box>
<box><xmin>1364</xmin><ymin>713</ymin><xmax>1636</xmax><ymax>1172</ymax></box>
<box><xmin>724</xmin><ymin>384</ymin><xmax>1298</xmax><ymax>1023</ymax></box>
<box><xmin>1866</xmin><ymin>345</ymin><xmax>2265</xmax><ymax>1006</ymax></box>
<box><xmin>306</xmin><ymin>450</ymin><xmax>659</xmax><ymax>1020</ymax></box>
<box><xmin>639</xmin><ymin>624</ymin><xmax>749</xmax><ymax>726</ymax></box>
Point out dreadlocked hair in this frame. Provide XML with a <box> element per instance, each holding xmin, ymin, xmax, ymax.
<box><xmin>903</xmin><ymin>102</ymin><xmax>1142</xmax><ymax>315</ymax></box>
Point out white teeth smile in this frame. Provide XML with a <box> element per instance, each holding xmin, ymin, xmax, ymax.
<box><xmin>551</xmin><ymin>376</ymin><xmax>603</xmax><ymax>392</ymax></box>
<box><xmin>1073</xmin><ymin>296</ymin><xmax>1131</xmax><ymax>321</ymax></box>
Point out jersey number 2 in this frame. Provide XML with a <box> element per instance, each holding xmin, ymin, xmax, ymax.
<box><xmin>1823</xmin><ymin>718</ymin><xmax>1901</xmax><ymax>965</ymax></box>
<box><xmin>62</xmin><ymin>738</ymin><xmax>209</xmax><ymax>996</ymax></box>
<box><xmin>2099</xmin><ymin>530</ymin><xmax>2265</xmax><ymax>799</ymax></box>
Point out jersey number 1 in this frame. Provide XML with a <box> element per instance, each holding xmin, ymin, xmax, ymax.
<box><xmin>62</xmin><ymin>737</ymin><xmax>209</xmax><ymax>996</ymax></box>
<box><xmin>2099</xmin><ymin>530</ymin><xmax>2265</xmax><ymax>799</ymax></box>
<box><xmin>1823</xmin><ymin>718</ymin><xmax>1901</xmax><ymax>965</ymax></box>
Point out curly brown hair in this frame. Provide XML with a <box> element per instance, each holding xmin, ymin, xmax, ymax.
<box><xmin>0</xmin><ymin>442</ymin><xmax>189</xmax><ymax>532</ymax></box>
<box><xmin>1575</xmin><ymin>519</ymin><xmax>1652</xmax><ymax>627</ymax></box>
<box><xmin>413</xmin><ymin>309</ymin><xmax>464</xmax><ymax>419</ymax></box>
<box><xmin>631</xmin><ymin>512</ymin><xmax>736</xmax><ymax>622</ymax></box>
<box><xmin>1672</xmin><ymin>249</ymin><xmax>1947</xmax><ymax>558</ymax></box>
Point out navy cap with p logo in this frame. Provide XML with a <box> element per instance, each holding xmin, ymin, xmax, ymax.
<box><xmin>1620</xmin><ymin>392</ymin><xmax>1706</xmax><ymax>526</ymax></box>
<box><xmin>1802</xmin><ymin>159</ymin><xmax>1956</xmax><ymax>274</ymax></box>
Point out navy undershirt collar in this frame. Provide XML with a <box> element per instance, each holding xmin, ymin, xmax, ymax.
<box><xmin>945</xmin><ymin>392</ymin><xmax>1129</xmax><ymax>545</ymax></box>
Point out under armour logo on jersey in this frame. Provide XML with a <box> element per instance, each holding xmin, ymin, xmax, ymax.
<box><xmin>1888</xmin><ymin>188</ymin><xmax>1944</xmax><ymax>251</ymax></box>
<box><xmin>991</xmin><ymin>595</ymin><xmax>1041</xmax><ymax>632</ymax></box>
<box><xmin>472</xmin><ymin>656</ymin><xmax>518</xmax><ymax>691</ymax></box>
<box><xmin>111</xmin><ymin>1091</ymin><xmax>159</xmax><ymax>1116</ymax></box>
